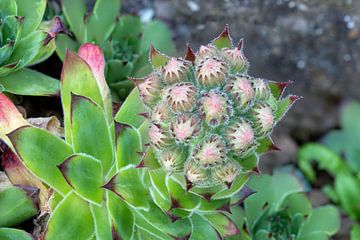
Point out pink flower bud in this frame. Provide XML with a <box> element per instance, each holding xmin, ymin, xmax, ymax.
<box><xmin>213</xmin><ymin>162</ymin><xmax>241</xmax><ymax>187</ymax></box>
<box><xmin>196</xmin><ymin>57</ymin><xmax>228</xmax><ymax>87</ymax></box>
<box><xmin>185</xmin><ymin>161</ymin><xmax>209</xmax><ymax>186</ymax></box>
<box><xmin>158</xmin><ymin>147</ymin><xmax>187</xmax><ymax>172</ymax></box>
<box><xmin>226</xmin><ymin>75</ymin><xmax>255</xmax><ymax>111</ymax></box>
<box><xmin>225</xmin><ymin>119</ymin><xmax>257</xmax><ymax>156</ymax></box>
<box><xmin>222</xmin><ymin>47</ymin><xmax>248</xmax><ymax>73</ymax></box>
<box><xmin>136</xmin><ymin>74</ymin><xmax>163</xmax><ymax>107</ymax></box>
<box><xmin>170</xmin><ymin>114</ymin><xmax>201</xmax><ymax>143</ymax></box>
<box><xmin>252</xmin><ymin>78</ymin><xmax>270</xmax><ymax>100</ymax></box>
<box><xmin>149</xmin><ymin>123</ymin><xmax>172</xmax><ymax>148</ymax></box>
<box><xmin>165</xmin><ymin>82</ymin><xmax>197</xmax><ymax>112</ymax></box>
<box><xmin>200</xmin><ymin>90</ymin><xmax>232</xmax><ymax>127</ymax></box>
<box><xmin>251</xmin><ymin>103</ymin><xmax>275</xmax><ymax>137</ymax></box>
<box><xmin>162</xmin><ymin>58</ymin><xmax>191</xmax><ymax>84</ymax></box>
<box><xmin>192</xmin><ymin>134</ymin><xmax>226</xmax><ymax>168</ymax></box>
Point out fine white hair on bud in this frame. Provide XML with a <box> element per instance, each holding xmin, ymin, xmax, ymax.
<box><xmin>152</xmin><ymin>101</ymin><xmax>173</xmax><ymax>123</ymax></box>
<box><xmin>136</xmin><ymin>74</ymin><xmax>163</xmax><ymax>107</ymax></box>
<box><xmin>225</xmin><ymin>119</ymin><xmax>257</xmax><ymax>156</ymax></box>
<box><xmin>251</xmin><ymin>103</ymin><xmax>275</xmax><ymax>137</ymax></box>
<box><xmin>252</xmin><ymin>78</ymin><xmax>270</xmax><ymax>101</ymax></box>
<box><xmin>222</xmin><ymin>47</ymin><xmax>248</xmax><ymax>73</ymax></box>
<box><xmin>165</xmin><ymin>82</ymin><xmax>197</xmax><ymax>112</ymax></box>
<box><xmin>170</xmin><ymin>114</ymin><xmax>201</xmax><ymax>143</ymax></box>
<box><xmin>158</xmin><ymin>147</ymin><xmax>187</xmax><ymax>172</ymax></box>
<box><xmin>185</xmin><ymin>161</ymin><xmax>209</xmax><ymax>186</ymax></box>
<box><xmin>213</xmin><ymin>161</ymin><xmax>241</xmax><ymax>187</ymax></box>
<box><xmin>199</xmin><ymin>90</ymin><xmax>232</xmax><ymax>127</ymax></box>
<box><xmin>148</xmin><ymin>123</ymin><xmax>172</xmax><ymax>149</ymax></box>
<box><xmin>162</xmin><ymin>58</ymin><xmax>191</xmax><ymax>84</ymax></box>
<box><xmin>192</xmin><ymin>134</ymin><xmax>226</xmax><ymax>168</ymax></box>
<box><xmin>196</xmin><ymin>57</ymin><xmax>228</xmax><ymax>87</ymax></box>
<box><xmin>226</xmin><ymin>75</ymin><xmax>255</xmax><ymax>111</ymax></box>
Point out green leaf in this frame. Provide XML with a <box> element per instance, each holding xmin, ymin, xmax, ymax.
<box><xmin>90</xmin><ymin>204</ymin><xmax>112</xmax><ymax>240</ymax></box>
<box><xmin>108</xmin><ymin>192</ymin><xmax>134</xmax><ymax>240</ymax></box>
<box><xmin>190</xmin><ymin>214</ymin><xmax>220</xmax><ymax>240</ymax></box>
<box><xmin>141</xmin><ymin>20</ymin><xmax>176</xmax><ymax>56</ymax></box>
<box><xmin>0</xmin><ymin>228</ymin><xmax>33</xmax><ymax>240</ymax></box>
<box><xmin>298</xmin><ymin>143</ymin><xmax>346</xmax><ymax>181</ymax></box>
<box><xmin>105</xmin><ymin>166</ymin><xmax>149</xmax><ymax>209</ymax></box>
<box><xmin>45</xmin><ymin>192</ymin><xmax>94</xmax><ymax>240</ymax></box>
<box><xmin>149</xmin><ymin>44</ymin><xmax>169</xmax><ymax>68</ymax></box>
<box><xmin>212</xmin><ymin>172</ymin><xmax>249</xmax><ymax>200</ymax></box>
<box><xmin>8</xmin><ymin>126</ymin><xmax>73</xmax><ymax>195</ymax></box>
<box><xmin>112</xmin><ymin>15</ymin><xmax>142</xmax><ymax>40</ymax></box>
<box><xmin>298</xmin><ymin>205</ymin><xmax>340</xmax><ymax>238</ymax></box>
<box><xmin>115</xmin><ymin>88</ymin><xmax>146</xmax><ymax>128</ymax></box>
<box><xmin>274</xmin><ymin>95</ymin><xmax>299</xmax><ymax>122</ymax></box>
<box><xmin>70</xmin><ymin>94</ymin><xmax>114</xmax><ymax>174</ymax></box>
<box><xmin>55</xmin><ymin>34</ymin><xmax>79</xmax><ymax>61</ymax></box>
<box><xmin>106</xmin><ymin>59</ymin><xmax>132</xmax><ymax>84</ymax></box>
<box><xmin>210</xmin><ymin>25</ymin><xmax>233</xmax><ymax>49</ymax></box>
<box><xmin>268</xmin><ymin>81</ymin><xmax>291</xmax><ymax>100</ymax></box>
<box><xmin>0</xmin><ymin>43</ymin><xmax>14</xmax><ymax>66</ymax></box>
<box><xmin>86</xmin><ymin>0</ymin><xmax>121</xmax><ymax>44</ymax></box>
<box><xmin>58</xmin><ymin>154</ymin><xmax>103</xmax><ymax>205</ymax></box>
<box><xmin>15</xmin><ymin>0</ymin><xmax>46</xmax><ymax>37</ymax></box>
<box><xmin>0</xmin><ymin>68</ymin><xmax>59</xmax><ymax>96</ymax></box>
<box><xmin>0</xmin><ymin>0</ymin><xmax>17</xmax><ymax>18</ymax></box>
<box><xmin>5</xmin><ymin>31</ymin><xmax>46</xmax><ymax>71</ymax></box>
<box><xmin>351</xmin><ymin>224</ymin><xmax>360</xmax><ymax>240</ymax></box>
<box><xmin>115</xmin><ymin>124</ymin><xmax>142</xmax><ymax>168</ymax></box>
<box><xmin>203</xmin><ymin>212</ymin><xmax>240</xmax><ymax>238</ymax></box>
<box><xmin>61</xmin><ymin>0</ymin><xmax>87</xmax><ymax>43</ymax></box>
<box><xmin>244</xmin><ymin>173</ymin><xmax>303</xmax><ymax>229</ymax></box>
<box><xmin>61</xmin><ymin>50</ymin><xmax>105</xmax><ymax>143</ymax></box>
<box><xmin>167</xmin><ymin>177</ymin><xmax>200</xmax><ymax>211</ymax></box>
<box><xmin>0</xmin><ymin>186</ymin><xmax>38</xmax><ymax>227</ymax></box>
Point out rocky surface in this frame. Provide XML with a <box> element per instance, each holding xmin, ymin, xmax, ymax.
<box><xmin>123</xmin><ymin>0</ymin><xmax>360</xmax><ymax>144</ymax></box>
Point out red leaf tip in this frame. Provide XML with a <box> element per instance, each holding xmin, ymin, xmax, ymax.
<box><xmin>184</xmin><ymin>43</ymin><xmax>196</xmax><ymax>63</ymax></box>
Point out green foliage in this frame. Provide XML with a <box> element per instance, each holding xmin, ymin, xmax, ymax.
<box><xmin>0</xmin><ymin>0</ymin><xmax>63</xmax><ymax>96</ymax></box>
<box><xmin>56</xmin><ymin>0</ymin><xmax>176</xmax><ymax>100</ymax></box>
<box><xmin>230</xmin><ymin>173</ymin><xmax>340</xmax><ymax>240</ymax></box>
<box><xmin>298</xmin><ymin>101</ymin><xmax>360</xmax><ymax>239</ymax></box>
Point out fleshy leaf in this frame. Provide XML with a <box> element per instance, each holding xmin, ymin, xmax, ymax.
<box><xmin>8</xmin><ymin>126</ymin><xmax>73</xmax><ymax>195</ymax></box>
<box><xmin>108</xmin><ymin>192</ymin><xmax>135</xmax><ymax>240</ymax></box>
<box><xmin>90</xmin><ymin>204</ymin><xmax>112</xmax><ymax>240</ymax></box>
<box><xmin>268</xmin><ymin>80</ymin><xmax>292</xmax><ymax>100</ymax></box>
<box><xmin>61</xmin><ymin>49</ymin><xmax>105</xmax><ymax>143</ymax></box>
<box><xmin>149</xmin><ymin>44</ymin><xmax>170</xmax><ymax>68</ymax></box>
<box><xmin>203</xmin><ymin>212</ymin><xmax>240</xmax><ymax>237</ymax></box>
<box><xmin>210</xmin><ymin>25</ymin><xmax>233</xmax><ymax>49</ymax></box>
<box><xmin>0</xmin><ymin>228</ymin><xmax>33</xmax><ymax>240</ymax></box>
<box><xmin>0</xmin><ymin>186</ymin><xmax>38</xmax><ymax>227</ymax></box>
<box><xmin>274</xmin><ymin>95</ymin><xmax>301</xmax><ymax>122</ymax></box>
<box><xmin>0</xmin><ymin>68</ymin><xmax>60</xmax><ymax>96</ymax></box>
<box><xmin>55</xmin><ymin>34</ymin><xmax>79</xmax><ymax>61</ymax></box>
<box><xmin>70</xmin><ymin>94</ymin><xmax>113</xmax><ymax>174</ymax></box>
<box><xmin>45</xmin><ymin>192</ymin><xmax>94</xmax><ymax>240</ymax></box>
<box><xmin>61</xmin><ymin>0</ymin><xmax>87</xmax><ymax>43</ymax></box>
<box><xmin>86</xmin><ymin>0</ymin><xmax>121</xmax><ymax>43</ymax></box>
<box><xmin>15</xmin><ymin>0</ymin><xmax>46</xmax><ymax>37</ymax></box>
<box><xmin>104</xmin><ymin>166</ymin><xmax>149</xmax><ymax>209</ymax></box>
<box><xmin>112</xmin><ymin>15</ymin><xmax>142</xmax><ymax>40</ymax></box>
<box><xmin>58</xmin><ymin>154</ymin><xmax>103</xmax><ymax>205</ymax></box>
<box><xmin>190</xmin><ymin>214</ymin><xmax>221</xmax><ymax>240</ymax></box>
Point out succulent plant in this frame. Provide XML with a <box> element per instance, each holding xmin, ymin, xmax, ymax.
<box><xmin>133</xmin><ymin>25</ymin><xmax>299</xmax><ymax>189</ymax></box>
<box><xmin>0</xmin><ymin>185</ymin><xmax>39</xmax><ymax>240</ymax></box>
<box><xmin>0</xmin><ymin>0</ymin><xmax>67</xmax><ymax>96</ymax></box>
<box><xmin>228</xmin><ymin>172</ymin><xmax>340</xmax><ymax>240</ymax></box>
<box><xmin>56</xmin><ymin>0</ymin><xmax>176</xmax><ymax>100</ymax></box>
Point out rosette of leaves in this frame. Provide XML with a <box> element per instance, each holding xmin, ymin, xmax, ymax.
<box><xmin>0</xmin><ymin>0</ymin><xmax>67</xmax><ymax>96</ymax></box>
<box><xmin>0</xmin><ymin>185</ymin><xmax>39</xmax><ymax>240</ymax></box>
<box><xmin>298</xmin><ymin>102</ymin><xmax>360</xmax><ymax>240</ymax></box>
<box><xmin>0</xmin><ymin>43</ymin><xmax>247</xmax><ymax>239</ymax></box>
<box><xmin>228</xmin><ymin>172</ymin><xmax>340</xmax><ymax>240</ymax></box>
<box><xmin>131</xmin><ymin>25</ymin><xmax>299</xmax><ymax>190</ymax></box>
<box><xmin>56</xmin><ymin>0</ymin><xmax>176</xmax><ymax>100</ymax></box>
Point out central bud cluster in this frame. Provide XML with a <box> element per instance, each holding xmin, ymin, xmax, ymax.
<box><xmin>135</xmin><ymin>27</ymin><xmax>289</xmax><ymax>188</ymax></box>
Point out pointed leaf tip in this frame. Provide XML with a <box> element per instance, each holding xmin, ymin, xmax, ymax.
<box><xmin>184</xmin><ymin>43</ymin><xmax>196</xmax><ymax>63</ymax></box>
<box><xmin>128</xmin><ymin>77</ymin><xmax>145</xmax><ymax>86</ymax></box>
<box><xmin>0</xmin><ymin>93</ymin><xmax>27</xmax><ymax>136</ymax></box>
<box><xmin>290</xmin><ymin>95</ymin><xmax>303</xmax><ymax>102</ymax></box>
<box><xmin>237</xmin><ymin>38</ymin><xmax>244</xmax><ymax>50</ymax></box>
<box><xmin>78</xmin><ymin>43</ymin><xmax>105</xmax><ymax>78</ymax></box>
<box><xmin>149</xmin><ymin>44</ymin><xmax>170</xmax><ymax>68</ymax></box>
<box><xmin>44</xmin><ymin>16</ymin><xmax>71</xmax><ymax>45</ymax></box>
<box><xmin>211</xmin><ymin>24</ymin><xmax>233</xmax><ymax>49</ymax></box>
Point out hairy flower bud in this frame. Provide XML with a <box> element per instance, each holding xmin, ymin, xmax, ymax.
<box><xmin>226</xmin><ymin>75</ymin><xmax>255</xmax><ymax>111</ymax></box>
<box><xmin>213</xmin><ymin>161</ymin><xmax>241</xmax><ymax>187</ymax></box>
<box><xmin>152</xmin><ymin>101</ymin><xmax>173</xmax><ymax>123</ymax></box>
<box><xmin>158</xmin><ymin>146</ymin><xmax>187</xmax><ymax>172</ymax></box>
<box><xmin>222</xmin><ymin>43</ymin><xmax>248</xmax><ymax>73</ymax></box>
<box><xmin>197</xmin><ymin>57</ymin><xmax>228</xmax><ymax>87</ymax></box>
<box><xmin>148</xmin><ymin>123</ymin><xmax>172</xmax><ymax>148</ymax></box>
<box><xmin>170</xmin><ymin>114</ymin><xmax>201</xmax><ymax>143</ymax></box>
<box><xmin>251</xmin><ymin>103</ymin><xmax>275</xmax><ymax>137</ymax></box>
<box><xmin>163</xmin><ymin>58</ymin><xmax>191</xmax><ymax>84</ymax></box>
<box><xmin>252</xmin><ymin>78</ymin><xmax>270</xmax><ymax>101</ymax></box>
<box><xmin>200</xmin><ymin>90</ymin><xmax>232</xmax><ymax>127</ymax></box>
<box><xmin>165</xmin><ymin>82</ymin><xmax>197</xmax><ymax>112</ymax></box>
<box><xmin>135</xmin><ymin>74</ymin><xmax>162</xmax><ymax>107</ymax></box>
<box><xmin>192</xmin><ymin>134</ymin><xmax>226</xmax><ymax>168</ymax></box>
<box><xmin>185</xmin><ymin>161</ymin><xmax>209</xmax><ymax>186</ymax></box>
<box><xmin>226</xmin><ymin>119</ymin><xmax>257</xmax><ymax>156</ymax></box>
